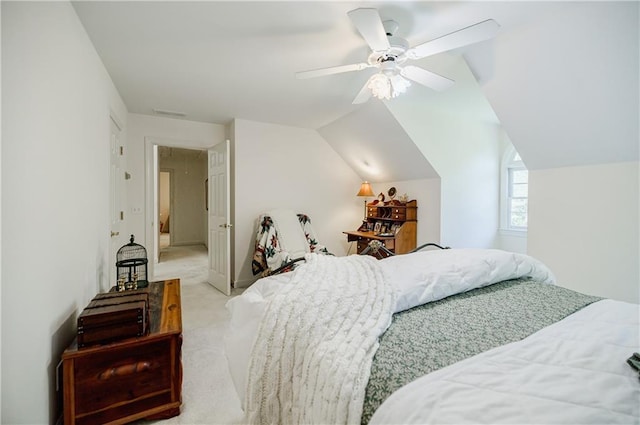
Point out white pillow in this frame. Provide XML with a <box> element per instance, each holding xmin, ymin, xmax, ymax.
<box><xmin>266</xmin><ymin>209</ymin><xmax>309</xmax><ymax>258</ymax></box>
<box><xmin>379</xmin><ymin>249</ymin><xmax>556</xmax><ymax>313</ymax></box>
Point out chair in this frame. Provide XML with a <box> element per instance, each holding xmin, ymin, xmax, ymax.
<box><xmin>252</xmin><ymin>209</ymin><xmax>330</xmax><ymax>277</ymax></box>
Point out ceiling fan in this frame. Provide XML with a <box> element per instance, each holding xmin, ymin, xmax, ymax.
<box><xmin>295</xmin><ymin>8</ymin><xmax>500</xmax><ymax>104</ymax></box>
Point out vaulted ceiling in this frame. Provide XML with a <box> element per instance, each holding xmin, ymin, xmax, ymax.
<box><xmin>71</xmin><ymin>1</ymin><xmax>564</xmax><ymax>129</ymax></box>
<box><xmin>73</xmin><ymin>1</ymin><xmax>639</xmax><ymax>172</ymax></box>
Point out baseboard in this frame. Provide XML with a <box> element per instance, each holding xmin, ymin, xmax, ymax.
<box><xmin>234</xmin><ymin>277</ymin><xmax>256</xmax><ymax>289</ymax></box>
<box><xmin>171</xmin><ymin>241</ymin><xmax>206</xmax><ymax>247</ymax></box>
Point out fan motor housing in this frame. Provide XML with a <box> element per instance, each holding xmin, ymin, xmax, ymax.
<box><xmin>368</xmin><ymin>35</ymin><xmax>409</xmax><ymax>67</ymax></box>
<box><xmin>367</xmin><ymin>19</ymin><xmax>410</xmax><ymax>67</ymax></box>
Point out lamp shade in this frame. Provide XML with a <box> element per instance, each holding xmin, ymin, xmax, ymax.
<box><xmin>357</xmin><ymin>181</ymin><xmax>375</xmax><ymax>197</ymax></box>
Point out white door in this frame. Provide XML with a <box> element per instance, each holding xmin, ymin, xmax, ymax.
<box><xmin>208</xmin><ymin>140</ymin><xmax>231</xmax><ymax>295</ymax></box>
<box><xmin>109</xmin><ymin>117</ymin><xmax>125</xmax><ymax>288</ymax></box>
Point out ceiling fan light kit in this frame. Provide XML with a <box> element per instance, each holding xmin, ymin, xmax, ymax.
<box><xmin>367</xmin><ymin>72</ymin><xmax>411</xmax><ymax>101</ymax></box>
<box><xmin>295</xmin><ymin>8</ymin><xmax>500</xmax><ymax>104</ymax></box>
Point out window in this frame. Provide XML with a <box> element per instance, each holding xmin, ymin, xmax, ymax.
<box><xmin>501</xmin><ymin>149</ymin><xmax>528</xmax><ymax>231</ymax></box>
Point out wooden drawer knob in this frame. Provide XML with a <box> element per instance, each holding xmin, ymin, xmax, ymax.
<box><xmin>98</xmin><ymin>361</ymin><xmax>151</xmax><ymax>380</ymax></box>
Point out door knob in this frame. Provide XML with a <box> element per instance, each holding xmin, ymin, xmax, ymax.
<box><xmin>218</xmin><ymin>223</ymin><xmax>233</xmax><ymax>228</ymax></box>
<box><xmin>111</xmin><ymin>231</ymin><xmax>120</xmax><ymax>237</ymax></box>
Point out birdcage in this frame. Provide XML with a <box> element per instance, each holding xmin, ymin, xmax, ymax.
<box><xmin>116</xmin><ymin>235</ymin><xmax>148</xmax><ymax>289</ymax></box>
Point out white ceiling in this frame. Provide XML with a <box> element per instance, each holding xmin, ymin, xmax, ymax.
<box><xmin>72</xmin><ymin>1</ymin><xmax>568</xmax><ymax>130</ymax></box>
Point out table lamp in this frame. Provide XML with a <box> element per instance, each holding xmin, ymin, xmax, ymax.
<box><xmin>357</xmin><ymin>181</ymin><xmax>374</xmax><ymax>231</ymax></box>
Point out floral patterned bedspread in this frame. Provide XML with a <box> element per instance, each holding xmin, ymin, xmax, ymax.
<box><xmin>251</xmin><ymin>213</ymin><xmax>330</xmax><ymax>276</ymax></box>
<box><xmin>361</xmin><ymin>278</ymin><xmax>602</xmax><ymax>424</ymax></box>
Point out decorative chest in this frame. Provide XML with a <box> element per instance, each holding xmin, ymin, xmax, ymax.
<box><xmin>63</xmin><ymin>279</ymin><xmax>183</xmax><ymax>425</ymax></box>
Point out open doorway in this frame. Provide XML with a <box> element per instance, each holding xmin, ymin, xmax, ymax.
<box><xmin>145</xmin><ymin>138</ymin><xmax>231</xmax><ymax>293</ymax></box>
<box><xmin>153</xmin><ymin>146</ymin><xmax>209</xmax><ymax>285</ymax></box>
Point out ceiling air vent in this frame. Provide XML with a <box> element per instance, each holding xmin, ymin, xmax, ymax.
<box><xmin>152</xmin><ymin>108</ymin><xmax>186</xmax><ymax>118</ymax></box>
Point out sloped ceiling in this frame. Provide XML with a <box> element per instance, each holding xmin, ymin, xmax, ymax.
<box><xmin>72</xmin><ymin>1</ymin><xmax>639</xmax><ymax>173</ymax></box>
<box><xmin>318</xmin><ymin>101</ymin><xmax>438</xmax><ymax>183</ymax></box>
<box><xmin>470</xmin><ymin>2</ymin><xmax>639</xmax><ymax>169</ymax></box>
<box><xmin>71</xmin><ymin>0</ymin><xmax>570</xmax><ymax>130</ymax></box>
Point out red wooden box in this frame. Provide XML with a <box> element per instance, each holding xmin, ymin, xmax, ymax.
<box><xmin>77</xmin><ymin>301</ymin><xmax>147</xmax><ymax>348</ymax></box>
<box><xmin>89</xmin><ymin>292</ymin><xmax>149</xmax><ymax>310</ymax></box>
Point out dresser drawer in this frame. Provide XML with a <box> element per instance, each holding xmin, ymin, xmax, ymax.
<box><xmin>72</xmin><ymin>338</ymin><xmax>173</xmax><ymax>423</ymax></box>
<box><xmin>391</xmin><ymin>209</ymin><xmax>406</xmax><ymax>220</ymax></box>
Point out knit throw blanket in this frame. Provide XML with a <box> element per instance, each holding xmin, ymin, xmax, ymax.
<box><xmin>244</xmin><ymin>253</ymin><xmax>395</xmax><ymax>425</ymax></box>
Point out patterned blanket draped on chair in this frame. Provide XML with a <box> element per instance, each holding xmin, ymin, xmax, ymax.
<box><xmin>252</xmin><ymin>212</ymin><xmax>330</xmax><ymax>277</ymax></box>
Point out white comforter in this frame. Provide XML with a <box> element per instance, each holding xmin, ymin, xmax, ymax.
<box><xmin>370</xmin><ymin>299</ymin><xmax>640</xmax><ymax>424</ymax></box>
<box><xmin>380</xmin><ymin>248</ymin><xmax>555</xmax><ymax>312</ymax></box>
<box><xmin>243</xmin><ymin>253</ymin><xmax>395</xmax><ymax>424</ymax></box>
<box><xmin>225</xmin><ymin>248</ymin><xmax>556</xmax><ymax>417</ymax></box>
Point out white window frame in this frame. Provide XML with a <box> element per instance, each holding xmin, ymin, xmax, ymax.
<box><xmin>500</xmin><ymin>146</ymin><xmax>528</xmax><ymax>234</ymax></box>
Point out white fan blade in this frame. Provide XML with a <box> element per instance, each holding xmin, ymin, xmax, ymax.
<box><xmin>401</xmin><ymin>65</ymin><xmax>454</xmax><ymax>92</ymax></box>
<box><xmin>352</xmin><ymin>78</ymin><xmax>373</xmax><ymax>104</ymax></box>
<box><xmin>296</xmin><ymin>62</ymin><xmax>371</xmax><ymax>79</ymax></box>
<box><xmin>348</xmin><ymin>8</ymin><xmax>390</xmax><ymax>52</ymax></box>
<box><xmin>408</xmin><ymin>19</ymin><xmax>500</xmax><ymax>59</ymax></box>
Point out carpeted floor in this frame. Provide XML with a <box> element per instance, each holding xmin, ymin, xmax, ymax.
<box><xmin>139</xmin><ymin>244</ymin><xmax>245</xmax><ymax>424</ymax></box>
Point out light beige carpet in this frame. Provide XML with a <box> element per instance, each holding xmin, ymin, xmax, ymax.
<box><xmin>139</xmin><ymin>244</ymin><xmax>245</xmax><ymax>424</ymax></box>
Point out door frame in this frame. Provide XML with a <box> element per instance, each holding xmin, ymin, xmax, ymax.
<box><xmin>158</xmin><ymin>168</ymin><xmax>174</xmax><ymax>250</ymax></box>
<box><xmin>109</xmin><ymin>112</ymin><xmax>126</xmax><ymax>291</ymax></box>
<box><xmin>144</xmin><ymin>137</ymin><xmax>222</xmax><ymax>282</ymax></box>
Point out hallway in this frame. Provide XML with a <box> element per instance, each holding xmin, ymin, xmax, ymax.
<box><xmin>155</xmin><ymin>242</ymin><xmax>208</xmax><ymax>286</ymax></box>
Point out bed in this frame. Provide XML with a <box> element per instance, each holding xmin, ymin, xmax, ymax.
<box><xmin>224</xmin><ymin>248</ymin><xmax>640</xmax><ymax>424</ymax></box>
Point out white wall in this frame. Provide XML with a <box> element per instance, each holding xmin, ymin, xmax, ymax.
<box><xmin>1</xmin><ymin>2</ymin><xmax>127</xmax><ymax>423</ymax></box>
<box><xmin>232</xmin><ymin>119</ymin><xmax>362</xmax><ymax>286</ymax></box>
<box><xmin>528</xmin><ymin>162</ymin><xmax>639</xmax><ymax>303</ymax></box>
<box><xmin>125</xmin><ymin>113</ymin><xmax>225</xmax><ymax>271</ymax></box>
<box><xmin>437</xmin><ymin>121</ymin><xmax>500</xmax><ymax>250</ymax></box>
<box><xmin>382</xmin><ymin>55</ymin><xmax>502</xmax><ymax>250</ymax></box>
<box><xmin>495</xmin><ymin>232</ymin><xmax>527</xmax><ymax>254</ymax></box>
<box><xmin>387</xmin><ymin>99</ymin><xmax>501</xmax><ymax>248</ymax></box>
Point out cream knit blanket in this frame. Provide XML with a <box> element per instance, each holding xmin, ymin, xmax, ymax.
<box><xmin>244</xmin><ymin>253</ymin><xmax>395</xmax><ymax>425</ymax></box>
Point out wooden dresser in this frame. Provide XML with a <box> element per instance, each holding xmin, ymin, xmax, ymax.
<box><xmin>345</xmin><ymin>200</ymin><xmax>417</xmax><ymax>258</ymax></box>
<box><xmin>62</xmin><ymin>279</ymin><xmax>182</xmax><ymax>425</ymax></box>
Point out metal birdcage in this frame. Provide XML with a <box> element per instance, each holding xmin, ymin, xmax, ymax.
<box><xmin>116</xmin><ymin>235</ymin><xmax>148</xmax><ymax>289</ymax></box>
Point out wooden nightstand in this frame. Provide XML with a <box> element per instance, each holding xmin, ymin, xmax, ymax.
<box><xmin>62</xmin><ymin>279</ymin><xmax>182</xmax><ymax>425</ymax></box>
